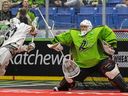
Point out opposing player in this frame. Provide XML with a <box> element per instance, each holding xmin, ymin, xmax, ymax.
<box><xmin>0</xmin><ymin>17</ymin><xmax>37</xmax><ymax>76</ymax></box>
<box><xmin>48</xmin><ymin>19</ymin><xmax>128</xmax><ymax>92</ymax></box>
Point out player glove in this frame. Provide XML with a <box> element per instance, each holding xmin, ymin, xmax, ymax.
<box><xmin>32</xmin><ymin>17</ymin><xmax>39</xmax><ymax>28</ymax></box>
<box><xmin>27</xmin><ymin>42</ymin><xmax>35</xmax><ymax>52</ymax></box>
<box><xmin>47</xmin><ymin>43</ymin><xmax>63</xmax><ymax>52</ymax></box>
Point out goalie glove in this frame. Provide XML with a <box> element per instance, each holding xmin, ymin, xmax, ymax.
<box><xmin>102</xmin><ymin>40</ymin><xmax>115</xmax><ymax>55</ymax></box>
<box><xmin>47</xmin><ymin>43</ymin><xmax>63</xmax><ymax>52</ymax></box>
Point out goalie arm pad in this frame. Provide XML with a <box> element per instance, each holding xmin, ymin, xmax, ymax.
<box><xmin>102</xmin><ymin>40</ymin><xmax>115</xmax><ymax>55</ymax></box>
<box><xmin>47</xmin><ymin>43</ymin><xmax>63</xmax><ymax>52</ymax></box>
<box><xmin>109</xmin><ymin>42</ymin><xmax>118</xmax><ymax>54</ymax></box>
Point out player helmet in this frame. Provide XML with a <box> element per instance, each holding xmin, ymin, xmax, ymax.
<box><xmin>9</xmin><ymin>18</ymin><xmax>20</xmax><ymax>28</ymax></box>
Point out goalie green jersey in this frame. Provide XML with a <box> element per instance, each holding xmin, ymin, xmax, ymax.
<box><xmin>52</xmin><ymin>25</ymin><xmax>117</xmax><ymax>68</ymax></box>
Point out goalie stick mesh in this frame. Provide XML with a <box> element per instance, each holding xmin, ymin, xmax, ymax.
<box><xmin>62</xmin><ymin>56</ymin><xmax>80</xmax><ymax>78</ymax></box>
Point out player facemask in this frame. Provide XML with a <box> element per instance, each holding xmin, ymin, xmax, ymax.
<box><xmin>9</xmin><ymin>18</ymin><xmax>20</xmax><ymax>28</ymax></box>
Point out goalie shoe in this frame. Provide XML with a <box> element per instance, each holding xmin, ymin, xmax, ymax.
<box><xmin>53</xmin><ymin>78</ymin><xmax>76</xmax><ymax>91</ymax></box>
<box><xmin>53</xmin><ymin>82</ymin><xmax>75</xmax><ymax>91</ymax></box>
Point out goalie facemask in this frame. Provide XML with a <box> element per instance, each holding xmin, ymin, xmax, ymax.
<box><xmin>80</xmin><ymin>19</ymin><xmax>93</xmax><ymax>36</ymax></box>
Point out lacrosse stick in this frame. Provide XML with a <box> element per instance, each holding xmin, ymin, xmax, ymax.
<box><xmin>31</xmin><ymin>36</ymin><xmax>35</xmax><ymax>43</ymax></box>
<box><xmin>36</xmin><ymin>7</ymin><xmax>80</xmax><ymax>78</ymax></box>
<box><xmin>36</xmin><ymin>7</ymin><xmax>64</xmax><ymax>56</ymax></box>
<box><xmin>30</xmin><ymin>16</ymin><xmax>39</xmax><ymax>43</ymax></box>
<box><xmin>62</xmin><ymin>54</ymin><xmax>80</xmax><ymax>78</ymax></box>
<box><xmin>36</xmin><ymin>8</ymin><xmax>54</xmax><ymax>36</ymax></box>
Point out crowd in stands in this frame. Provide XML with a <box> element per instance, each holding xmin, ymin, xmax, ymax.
<box><xmin>49</xmin><ymin>0</ymin><xmax>101</xmax><ymax>7</ymax></box>
<box><xmin>115</xmin><ymin>0</ymin><xmax>128</xmax><ymax>8</ymax></box>
<box><xmin>0</xmin><ymin>0</ymin><xmax>38</xmax><ymax>29</ymax></box>
<box><xmin>0</xmin><ymin>0</ymin><xmax>128</xmax><ymax>31</ymax></box>
<box><xmin>0</xmin><ymin>0</ymin><xmax>13</xmax><ymax>21</ymax></box>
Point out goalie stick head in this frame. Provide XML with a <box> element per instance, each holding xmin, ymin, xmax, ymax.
<box><xmin>62</xmin><ymin>54</ymin><xmax>80</xmax><ymax>78</ymax></box>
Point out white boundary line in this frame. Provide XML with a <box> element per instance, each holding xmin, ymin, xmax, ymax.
<box><xmin>0</xmin><ymin>83</ymin><xmax>54</xmax><ymax>88</ymax></box>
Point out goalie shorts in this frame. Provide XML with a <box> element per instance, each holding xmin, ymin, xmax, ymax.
<box><xmin>73</xmin><ymin>58</ymin><xmax>119</xmax><ymax>82</ymax></box>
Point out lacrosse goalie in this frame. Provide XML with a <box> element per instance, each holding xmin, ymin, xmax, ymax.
<box><xmin>48</xmin><ymin>19</ymin><xmax>128</xmax><ymax>92</ymax></box>
<box><xmin>0</xmin><ymin>17</ymin><xmax>37</xmax><ymax>76</ymax></box>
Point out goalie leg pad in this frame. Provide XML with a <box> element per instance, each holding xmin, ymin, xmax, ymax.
<box><xmin>101</xmin><ymin>58</ymin><xmax>119</xmax><ymax>79</ymax></box>
<box><xmin>105</xmin><ymin>63</ymin><xmax>120</xmax><ymax>79</ymax></box>
<box><xmin>101</xmin><ymin>58</ymin><xmax>128</xmax><ymax>92</ymax></box>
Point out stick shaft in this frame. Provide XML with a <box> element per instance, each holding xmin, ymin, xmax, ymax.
<box><xmin>31</xmin><ymin>37</ymin><xmax>34</xmax><ymax>42</ymax></box>
<box><xmin>37</xmin><ymin>8</ymin><xmax>55</xmax><ymax>37</ymax></box>
<box><xmin>37</xmin><ymin>8</ymin><xmax>65</xmax><ymax>56</ymax></box>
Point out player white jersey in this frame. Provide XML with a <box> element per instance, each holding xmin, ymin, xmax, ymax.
<box><xmin>2</xmin><ymin>23</ymin><xmax>32</xmax><ymax>48</ymax></box>
<box><xmin>0</xmin><ymin>18</ymin><xmax>36</xmax><ymax>76</ymax></box>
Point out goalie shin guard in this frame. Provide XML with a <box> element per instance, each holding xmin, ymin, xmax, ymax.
<box><xmin>101</xmin><ymin>58</ymin><xmax>128</xmax><ymax>92</ymax></box>
<box><xmin>53</xmin><ymin>77</ymin><xmax>75</xmax><ymax>91</ymax></box>
<box><xmin>111</xmin><ymin>74</ymin><xmax>128</xmax><ymax>92</ymax></box>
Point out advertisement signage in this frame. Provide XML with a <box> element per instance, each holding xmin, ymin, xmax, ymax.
<box><xmin>5</xmin><ymin>40</ymin><xmax>128</xmax><ymax>76</ymax></box>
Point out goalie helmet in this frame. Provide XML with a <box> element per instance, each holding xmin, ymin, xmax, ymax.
<box><xmin>80</xmin><ymin>19</ymin><xmax>93</xmax><ymax>36</ymax></box>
